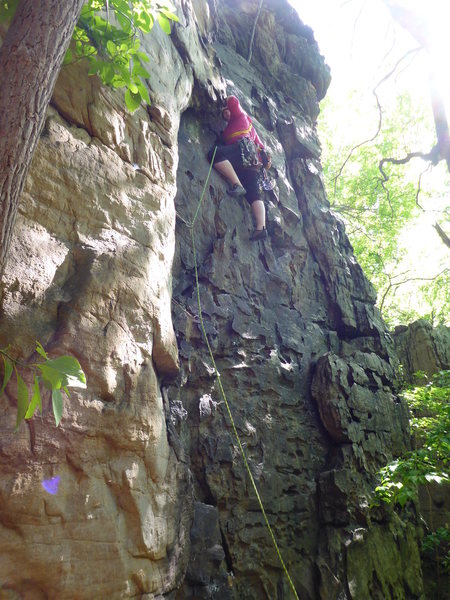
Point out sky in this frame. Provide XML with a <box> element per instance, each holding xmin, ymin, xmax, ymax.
<box><xmin>287</xmin><ymin>0</ymin><xmax>449</xmax><ymax>322</ymax></box>
<box><xmin>289</xmin><ymin>0</ymin><xmax>450</xmax><ymax>104</ymax></box>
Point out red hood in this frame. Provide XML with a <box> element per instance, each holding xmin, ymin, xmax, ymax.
<box><xmin>226</xmin><ymin>95</ymin><xmax>241</xmax><ymax>117</ymax></box>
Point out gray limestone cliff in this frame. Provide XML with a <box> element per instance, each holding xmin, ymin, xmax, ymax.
<box><xmin>0</xmin><ymin>1</ymin><xmax>425</xmax><ymax>598</ymax></box>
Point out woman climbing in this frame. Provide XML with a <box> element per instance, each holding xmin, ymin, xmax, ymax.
<box><xmin>208</xmin><ymin>95</ymin><xmax>271</xmax><ymax>242</ymax></box>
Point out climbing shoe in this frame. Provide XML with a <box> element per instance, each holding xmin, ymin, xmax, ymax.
<box><xmin>227</xmin><ymin>184</ymin><xmax>246</xmax><ymax>197</ymax></box>
<box><xmin>250</xmin><ymin>228</ymin><xmax>267</xmax><ymax>242</ymax></box>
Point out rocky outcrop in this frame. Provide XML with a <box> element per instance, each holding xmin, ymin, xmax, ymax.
<box><xmin>393</xmin><ymin>319</ymin><xmax>450</xmax><ymax>381</ymax></box>
<box><xmin>171</xmin><ymin>2</ymin><xmax>421</xmax><ymax>598</ymax></box>
<box><xmin>0</xmin><ymin>18</ymin><xmax>191</xmax><ymax>600</ymax></box>
<box><xmin>0</xmin><ymin>1</ymin><xmax>424</xmax><ymax>598</ymax></box>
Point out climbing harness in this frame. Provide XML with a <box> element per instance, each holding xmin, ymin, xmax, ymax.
<box><xmin>238</xmin><ymin>136</ymin><xmax>260</xmax><ymax>168</ymax></box>
<box><xmin>185</xmin><ymin>146</ymin><xmax>300</xmax><ymax>600</ymax></box>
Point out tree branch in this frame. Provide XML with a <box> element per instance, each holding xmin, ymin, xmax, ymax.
<box><xmin>414</xmin><ymin>163</ymin><xmax>432</xmax><ymax>209</ymax></box>
<box><xmin>333</xmin><ymin>46</ymin><xmax>421</xmax><ymax>195</ymax></box>
<box><xmin>379</xmin><ymin>149</ymin><xmax>437</xmax><ymax>171</ymax></box>
<box><xmin>433</xmin><ymin>222</ymin><xmax>450</xmax><ymax>249</ymax></box>
<box><xmin>429</xmin><ymin>77</ymin><xmax>450</xmax><ymax>173</ymax></box>
<box><xmin>333</xmin><ymin>91</ymin><xmax>382</xmax><ymax>195</ymax></box>
<box><xmin>378</xmin><ymin>147</ymin><xmax>438</xmax><ymax>212</ymax></box>
<box><xmin>379</xmin><ymin>268</ymin><xmax>448</xmax><ymax>313</ymax></box>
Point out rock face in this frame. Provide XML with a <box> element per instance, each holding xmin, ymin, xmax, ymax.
<box><xmin>0</xmin><ymin>1</ymin><xmax>424</xmax><ymax>598</ymax></box>
<box><xmin>0</xmin><ymin>19</ymin><xmax>191</xmax><ymax>600</ymax></box>
<box><xmin>393</xmin><ymin>319</ymin><xmax>450</xmax><ymax>381</ymax></box>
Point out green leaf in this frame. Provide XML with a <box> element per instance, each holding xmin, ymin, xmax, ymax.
<box><xmin>113</xmin><ymin>0</ymin><xmax>132</xmax><ymax>17</ymax></box>
<box><xmin>63</xmin><ymin>48</ymin><xmax>73</xmax><ymax>66</ymax></box>
<box><xmin>111</xmin><ymin>77</ymin><xmax>127</xmax><ymax>88</ymax></box>
<box><xmin>161</xmin><ymin>9</ymin><xmax>179</xmax><ymax>22</ymax></box>
<box><xmin>135</xmin><ymin>79</ymin><xmax>151</xmax><ymax>105</ymax></box>
<box><xmin>0</xmin><ymin>0</ymin><xmax>18</xmax><ymax>20</ymax></box>
<box><xmin>52</xmin><ymin>388</ymin><xmax>63</xmax><ymax>427</ymax></box>
<box><xmin>136</xmin><ymin>51</ymin><xmax>150</xmax><ymax>63</ymax></box>
<box><xmin>124</xmin><ymin>88</ymin><xmax>142</xmax><ymax>113</ymax></box>
<box><xmin>56</xmin><ymin>356</ymin><xmax>86</xmax><ymax>387</ymax></box>
<box><xmin>156</xmin><ymin>13</ymin><xmax>171</xmax><ymax>34</ymax></box>
<box><xmin>36</xmin><ymin>356</ymin><xmax>86</xmax><ymax>390</ymax></box>
<box><xmin>80</xmin><ymin>4</ymin><xmax>93</xmax><ymax>19</ymax></box>
<box><xmin>1</xmin><ymin>355</ymin><xmax>13</xmax><ymax>395</ymax></box>
<box><xmin>106</xmin><ymin>39</ymin><xmax>116</xmax><ymax>56</ymax></box>
<box><xmin>90</xmin><ymin>60</ymin><xmax>116</xmax><ymax>84</ymax></box>
<box><xmin>116</xmin><ymin>11</ymin><xmax>132</xmax><ymax>32</ymax></box>
<box><xmin>37</xmin><ymin>363</ymin><xmax>63</xmax><ymax>390</ymax></box>
<box><xmin>137</xmin><ymin>11</ymin><xmax>154</xmax><ymax>33</ymax></box>
<box><xmin>88</xmin><ymin>59</ymin><xmax>101</xmax><ymax>76</ymax></box>
<box><xmin>132</xmin><ymin>64</ymin><xmax>150</xmax><ymax>79</ymax></box>
<box><xmin>35</xmin><ymin>341</ymin><xmax>48</xmax><ymax>360</ymax></box>
<box><xmin>103</xmin><ymin>63</ymin><xmax>116</xmax><ymax>85</ymax></box>
<box><xmin>115</xmin><ymin>64</ymin><xmax>131</xmax><ymax>85</ymax></box>
<box><xmin>83</xmin><ymin>43</ymin><xmax>97</xmax><ymax>58</ymax></box>
<box><xmin>16</xmin><ymin>370</ymin><xmax>29</xmax><ymax>430</ymax></box>
<box><xmin>25</xmin><ymin>377</ymin><xmax>42</xmax><ymax>419</ymax></box>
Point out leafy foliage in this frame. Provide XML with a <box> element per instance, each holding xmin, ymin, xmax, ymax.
<box><xmin>0</xmin><ymin>343</ymin><xmax>87</xmax><ymax>429</ymax></box>
<box><xmin>320</xmin><ymin>92</ymin><xmax>449</xmax><ymax>326</ymax></box>
<box><xmin>0</xmin><ymin>0</ymin><xmax>179</xmax><ymax>113</ymax></box>
<box><xmin>374</xmin><ymin>370</ymin><xmax>449</xmax><ymax>507</ymax></box>
<box><xmin>0</xmin><ymin>0</ymin><xmax>16</xmax><ymax>20</ymax></box>
<box><xmin>418</xmin><ymin>271</ymin><xmax>450</xmax><ymax>327</ymax></box>
<box><xmin>70</xmin><ymin>1</ymin><xmax>178</xmax><ymax>112</ymax></box>
<box><xmin>421</xmin><ymin>526</ymin><xmax>450</xmax><ymax>583</ymax></box>
<box><xmin>373</xmin><ymin>371</ymin><xmax>449</xmax><ymax>594</ymax></box>
<box><xmin>421</xmin><ymin>525</ymin><xmax>450</xmax><ymax>599</ymax></box>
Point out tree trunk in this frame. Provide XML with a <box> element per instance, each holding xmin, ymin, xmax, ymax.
<box><xmin>0</xmin><ymin>0</ymin><xmax>85</xmax><ymax>277</ymax></box>
<box><xmin>430</xmin><ymin>79</ymin><xmax>450</xmax><ymax>172</ymax></box>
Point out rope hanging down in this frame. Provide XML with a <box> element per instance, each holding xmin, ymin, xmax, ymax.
<box><xmin>187</xmin><ymin>147</ymin><xmax>300</xmax><ymax>600</ymax></box>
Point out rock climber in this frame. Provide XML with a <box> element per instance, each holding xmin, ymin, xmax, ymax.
<box><xmin>208</xmin><ymin>95</ymin><xmax>271</xmax><ymax>242</ymax></box>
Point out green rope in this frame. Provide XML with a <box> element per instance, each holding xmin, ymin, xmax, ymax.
<box><xmin>187</xmin><ymin>147</ymin><xmax>300</xmax><ymax>600</ymax></box>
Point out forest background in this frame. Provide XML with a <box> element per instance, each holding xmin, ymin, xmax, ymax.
<box><xmin>291</xmin><ymin>5</ymin><xmax>449</xmax><ymax>586</ymax></box>
<box><xmin>291</xmin><ymin>0</ymin><xmax>449</xmax><ymax>327</ymax></box>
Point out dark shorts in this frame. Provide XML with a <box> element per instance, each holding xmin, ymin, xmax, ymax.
<box><xmin>208</xmin><ymin>143</ymin><xmax>261</xmax><ymax>204</ymax></box>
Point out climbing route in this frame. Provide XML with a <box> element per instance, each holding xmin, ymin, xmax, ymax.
<box><xmin>185</xmin><ymin>147</ymin><xmax>300</xmax><ymax>600</ymax></box>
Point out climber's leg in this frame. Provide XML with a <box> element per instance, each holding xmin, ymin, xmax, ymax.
<box><xmin>208</xmin><ymin>144</ymin><xmax>246</xmax><ymax>193</ymax></box>
<box><xmin>251</xmin><ymin>199</ymin><xmax>265</xmax><ymax>230</ymax></box>
<box><xmin>237</xmin><ymin>169</ymin><xmax>267</xmax><ymax>240</ymax></box>
<box><xmin>213</xmin><ymin>159</ymin><xmax>242</xmax><ymax>187</ymax></box>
